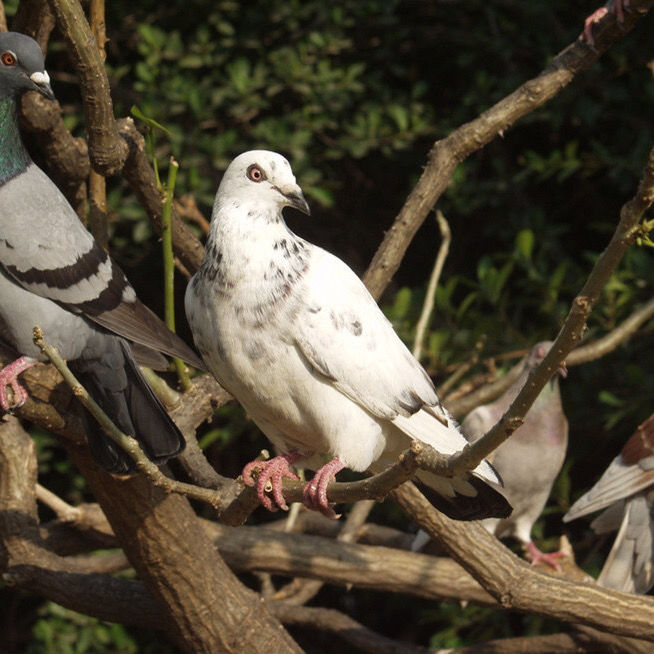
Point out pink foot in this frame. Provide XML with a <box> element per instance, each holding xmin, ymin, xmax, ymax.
<box><xmin>525</xmin><ymin>541</ymin><xmax>568</xmax><ymax>572</ymax></box>
<box><xmin>303</xmin><ymin>457</ymin><xmax>345</xmax><ymax>519</ymax></box>
<box><xmin>581</xmin><ymin>1</ymin><xmax>629</xmax><ymax>46</ymax></box>
<box><xmin>242</xmin><ymin>451</ymin><xmax>304</xmax><ymax>511</ymax></box>
<box><xmin>0</xmin><ymin>356</ymin><xmax>38</xmax><ymax>411</ymax></box>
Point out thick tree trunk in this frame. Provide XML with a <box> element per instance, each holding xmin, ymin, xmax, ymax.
<box><xmin>64</xmin><ymin>441</ymin><xmax>302</xmax><ymax>654</ymax></box>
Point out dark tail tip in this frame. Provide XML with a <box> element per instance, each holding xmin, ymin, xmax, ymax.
<box><xmin>417</xmin><ymin>475</ymin><xmax>513</xmax><ymax>521</ymax></box>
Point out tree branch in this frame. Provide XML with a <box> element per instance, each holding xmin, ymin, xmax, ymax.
<box><xmin>271</xmin><ymin>603</ymin><xmax>433</xmax><ymax>654</ymax></box>
<box><xmin>413</xmin><ymin>211</ymin><xmax>451</xmax><ymax>361</ymax></box>
<box><xmin>391</xmin><ymin>482</ymin><xmax>654</xmax><ymax>643</ymax></box>
<box><xmin>47</xmin><ymin>0</ymin><xmax>128</xmax><ymax>175</ymax></box>
<box><xmin>445</xmin><ymin>140</ymin><xmax>654</xmax><ymax>475</ymax></box>
<box><xmin>117</xmin><ymin>118</ymin><xmax>206</xmax><ymax>273</ymax></box>
<box><xmin>566</xmin><ymin>296</ymin><xmax>654</xmax><ymax>365</ymax></box>
<box><xmin>362</xmin><ymin>0</ymin><xmax>654</xmax><ymax>300</ymax></box>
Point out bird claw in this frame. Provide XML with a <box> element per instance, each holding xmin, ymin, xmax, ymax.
<box><xmin>524</xmin><ymin>541</ymin><xmax>568</xmax><ymax>572</ymax></box>
<box><xmin>0</xmin><ymin>357</ymin><xmax>37</xmax><ymax>412</ymax></box>
<box><xmin>242</xmin><ymin>452</ymin><xmax>302</xmax><ymax>512</ymax></box>
<box><xmin>302</xmin><ymin>457</ymin><xmax>345</xmax><ymax>519</ymax></box>
<box><xmin>580</xmin><ymin>1</ymin><xmax>630</xmax><ymax>46</ymax></box>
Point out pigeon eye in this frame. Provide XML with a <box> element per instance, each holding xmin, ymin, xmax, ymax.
<box><xmin>1</xmin><ymin>52</ymin><xmax>16</xmax><ymax>66</ymax></box>
<box><xmin>247</xmin><ymin>165</ymin><xmax>265</xmax><ymax>183</ymax></box>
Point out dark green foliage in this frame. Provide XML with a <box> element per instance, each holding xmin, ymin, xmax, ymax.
<box><xmin>4</xmin><ymin>0</ymin><xmax>654</xmax><ymax>651</ymax></box>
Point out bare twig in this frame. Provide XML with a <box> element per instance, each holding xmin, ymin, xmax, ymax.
<box><xmin>274</xmin><ymin>499</ymin><xmax>377</xmax><ymax>605</ymax></box>
<box><xmin>36</xmin><ymin>483</ymin><xmax>80</xmax><ymax>521</ymax></box>
<box><xmin>32</xmin><ymin>326</ymin><xmax>230</xmax><ymax>508</ymax></box>
<box><xmin>118</xmin><ymin>118</ymin><xmax>205</xmax><ymax>273</ymax></box>
<box><xmin>445</xmin><ymin>356</ymin><xmax>525</xmax><ymax>419</ymax></box>
<box><xmin>567</xmin><ymin>296</ymin><xmax>654</xmax><ymax>366</ymax></box>
<box><xmin>413</xmin><ymin>211</ymin><xmax>451</xmax><ymax>361</ymax></box>
<box><xmin>12</xmin><ymin>0</ymin><xmax>56</xmax><ymax>50</ymax></box>
<box><xmin>445</xmin><ymin>294</ymin><xmax>654</xmax><ymax>418</ymax></box>
<box><xmin>87</xmin><ymin>0</ymin><xmax>108</xmax><ymax>246</ymax></box>
<box><xmin>437</xmin><ymin>337</ymin><xmax>485</xmax><ymax>398</ymax></box>
<box><xmin>445</xmin><ymin>141</ymin><xmax>654</xmax><ymax>475</ymax></box>
<box><xmin>175</xmin><ymin>194</ymin><xmax>211</xmax><ymax>235</ymax></box>
<box><xmin>362</xmin><ymin>0</ymin><xmax>654</xmax><ymax>301</ymax></box>
<box><xmin>0</xmin><ymin>2</ymin><xmax>7</xmax><ymax>32</ymax></box>
<box><xmin>161</xmin><ymin>157</ymin><xmax>191</xmax><ymax>390</ymax></box>
<box><xmin>140</xmin><ymin>366</ymin><xmax>182</xmax><ymax>408</ymax></box>
<box><xmin>450</xmin><ymin>629</ymin><xmax>651</xmax><ymax>654</ymax></box>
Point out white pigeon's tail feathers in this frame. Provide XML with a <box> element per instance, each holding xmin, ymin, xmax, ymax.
<box><xmin>393</xmin><ymin>407</ymin><xmax>500</xmax><ymax>483</ymax></box>
<box><xmin>394</xmin><ymin>407</ymin><xmax>512</xmax><ymax>521</ymax></box>
<box><xmin>70</xmin><ymin>337</ymin><xmax>185</xmax><ymax>473</ymax></box>
<box><xmin>415</xmin><ymin>469</ymin><xmax>512</xmax><ymax>520</ymax></box>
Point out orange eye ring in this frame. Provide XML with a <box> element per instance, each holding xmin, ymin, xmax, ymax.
<box><xmin>1</xmin><ymin>52</ymin><xmax>16</xmax><ymax>66</ymax></box>
<box><xmin>247</xmin><ymin>164</ymin><xmax>265</xmax><ymax>183</ymax></box>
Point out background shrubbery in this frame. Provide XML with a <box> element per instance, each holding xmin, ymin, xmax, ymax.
<box><xmin>2</xmin><ymin>0</ymin><xmax>653</xmax><ymax>651</ymax></box>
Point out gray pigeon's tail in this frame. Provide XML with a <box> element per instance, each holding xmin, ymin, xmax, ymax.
<box><xmin>69</xmin><ymin>337</ymin><xmax>185</xmax><ymax>473</ymax></box>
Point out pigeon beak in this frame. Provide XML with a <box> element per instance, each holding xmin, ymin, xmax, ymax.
<box><xmin>279</xmin><ymin>186</ymin><xmax>311</xmax><ymax>216</ymax></box>
<box><xmin>29</xmin><ymin>70</ymin><xmax>55</xmax><ymax>101</ymax></box>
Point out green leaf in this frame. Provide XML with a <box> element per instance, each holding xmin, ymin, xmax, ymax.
<box><xmin>305</xmin><ymin>186</ymin><xmax>334</xmax><ymax>206</ymax></box>
<box><xmin>515</xmin><ymin>228</ymin><xmax>534</xmax><ymax>261</ymax></box>
<box><xmin>456</xmin><ymin>291</ymin><xmax>478</xmax><ymax>320</ymax></box>
<box><xmin>598</xmin><ymin>390</ymin><xmax>624</xmax><ymax>407</ymax></box>
<box><xmin>387</xmin><ymin>104</ymin><xmax>409</xmax><ymax>131</ymax></box>
<box><xmin>130</xmin><ymin>105</ymin><xmax>173</xmax><ymax>136</ymax></box>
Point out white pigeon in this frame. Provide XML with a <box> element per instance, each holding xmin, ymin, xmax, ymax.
<box><xmin>564</xmin><ymin>413</ymin><xmax>654</xmax><ymax>593</ymax></box>
<box><xmin>185</xmin><ymin>150</ymin><xmax>511</xmax><ymax>520</ymax></box>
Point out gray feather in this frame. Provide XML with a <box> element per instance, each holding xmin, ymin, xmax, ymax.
<box><xmin>565</xmin><ymin>413</ymin><xmax>654</xmax><ymax>593</ymax></box>
<box><xmin>461</xmin><ymin>341</ymin><xmax>568</xmax><ymax>545</ymax></box>
<box><xmin>0</xmin><ymin>32</ymin><xmax>196</xmax><ymax>471</ymax></box>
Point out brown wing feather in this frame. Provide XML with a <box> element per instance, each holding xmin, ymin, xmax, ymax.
<box><xmin>91</xmin><ymin>298</ymin><xmax>206</xmax><ymax>370</ymax></box>
<box><xmin>622</xmin><ymin>414</ymin><xmax>654</xmax><ymax>465</ymax></box>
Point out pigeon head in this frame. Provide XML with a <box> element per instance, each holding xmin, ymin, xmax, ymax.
<box><xmin>525</xmin><ymin>340</ymin><xmax>567</xmax><ymax>379</ymax></box>
<box><xmin>216</xmin><ymin>150</ymin><xmax>310</xmax><ymax>217</ymax></box>
<box><xmin>0</xmin><ymin>32</ymin><xmax>54</xmax><ymax>101</ymax></box>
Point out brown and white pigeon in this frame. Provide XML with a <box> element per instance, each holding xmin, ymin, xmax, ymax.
<box><xmin>461</xmin><ymin>341</ymin><xmax>569</xmax><ymax>568</ymax></box>
<box><xmin>564</xmin><ymin>413</ymin><xmax>654</xmax><ymax>593</ymax></box>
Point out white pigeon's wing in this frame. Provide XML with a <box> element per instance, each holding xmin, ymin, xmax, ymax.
<box><xmin>0</xmin><ymin>165</ymin><xmax>204</xmax><ymax>369</ymax></box>
<box><xmin>293</xmin><ymin>248</ymin><xmax>439</xmax><ymax>421</ymax></box>
<box><xmin>291</xmin><ymin>248</ymin><xmax>510</xmax><ymax>520</ymax></box>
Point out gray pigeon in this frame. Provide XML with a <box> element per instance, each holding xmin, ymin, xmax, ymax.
<box><xmin>0</xmin><ymin>32</ymin><xmax>204</xmax><ymax>472</ymax></box>
<box><xmin>185</xmin><ymin>149</ymin><xmax>511</xmax><ymax>520</ymax></box>
<box><xmin>461</xmin><ymin>342</ymin><xmax>569</xmax><ymax>568</ymax></box>
<box><xmin>564</xmin><ymin>413</ymin><xmax>654</xmax><ymax>593</ymax></box>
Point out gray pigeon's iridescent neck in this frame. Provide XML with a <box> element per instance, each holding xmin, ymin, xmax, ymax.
<box><xmin>0</xmin><ymin>98</ymin><xmax>31</xmax><ymax>186</ymax></box>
